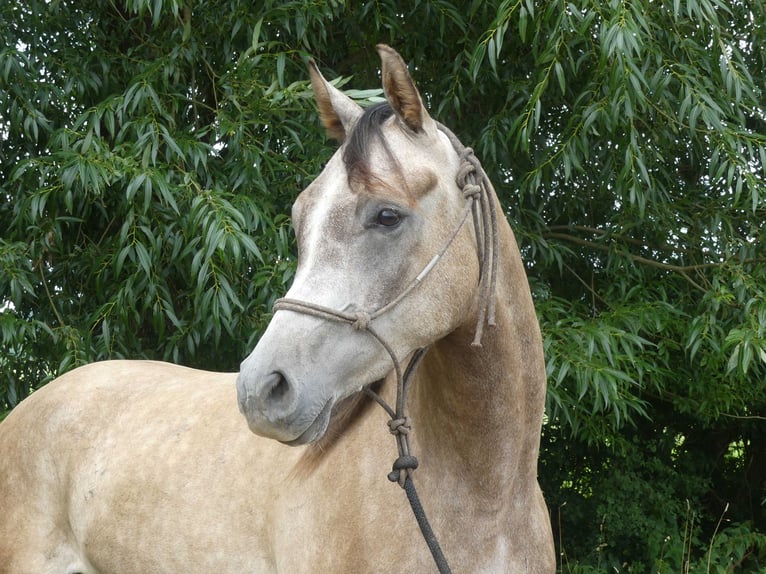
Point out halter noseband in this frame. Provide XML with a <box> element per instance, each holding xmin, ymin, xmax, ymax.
<box><xmin>271</xmin><ymin>123</ymin><xmax>499</xmax><ymax>574</ymax></box>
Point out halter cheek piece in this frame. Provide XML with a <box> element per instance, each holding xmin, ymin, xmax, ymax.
<box><xmin>272</xmin><ymin>123</ymin><xmax>499</xmax><ymax>574</ymax></box>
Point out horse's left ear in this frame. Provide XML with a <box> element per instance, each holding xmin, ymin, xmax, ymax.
<box><xmin>308</xmin><ymin>59</ymin><xmax>364</xmax><ymax>142</ymax></box>
<box><xmin>377</xmin><ymin>44</ymin><xmax>433</xmax><ymax>133</ymax></box>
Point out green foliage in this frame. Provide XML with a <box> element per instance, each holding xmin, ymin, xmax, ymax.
<box><xmin>692</xmin><ymin>522</ymin><xmax>766</xmax><ymax>574</ymax></box>
<box><xmin>546</xmin><ymin>432</ymin><xmax>766</xmax><ymax>573</ymax></box>
<box><xmin>2</xmin><ymin>0</ymin><xmax>765</xmax><ymax>569</ymax></box>
<box><xmin>0</xmin><ymin>0</ymin><xmax>353</xmax><ymax>403</ymax></box>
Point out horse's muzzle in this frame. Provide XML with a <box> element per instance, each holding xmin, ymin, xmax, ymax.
<box><xmin>236</xmin><ymin>364</ymin><xmax>335</xmax><ymax>445</ymax></box>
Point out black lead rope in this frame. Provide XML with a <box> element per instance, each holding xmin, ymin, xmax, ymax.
<box><xmin>366</xmin><ymin>347</ymin><xmax>453</xmax><ymax>574</ymax></box>
<box><xmin>403</xmin><ymin>476</ymin><xmax>452</xmax><ymax>574</ymax></box>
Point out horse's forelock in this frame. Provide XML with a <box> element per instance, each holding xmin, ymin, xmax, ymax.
<box><xmin>342</xmin><ymin>102</ymin><xmax>397</xmax><ymax>190</ymax></box>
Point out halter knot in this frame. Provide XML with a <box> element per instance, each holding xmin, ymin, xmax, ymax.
<box><xmin>387</xmin><ymin>416</ymin><xmax>412</xmax><ymax>436</ymax></box>
<box><xmin>387</xmin><ymin>454</ymin><xmax>419</xmax><ymax>485</ymax></box>
<box><xmin>352</xmin><ymin>311</ymin><xmax>372</xmax><ymax>331</ymax></box>
<box><xmin>456</xmin><ymin>159</ymin><xmax>476</xmax><ymax>187</ymax></box>
<box><xmin>457</xmin><ymin>146</ymin><xmax>482</xmax><ymax>182</ymax></box>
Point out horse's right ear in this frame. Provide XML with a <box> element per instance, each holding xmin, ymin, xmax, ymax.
<box><xmin>308</xmin><ymin>60</ymin><xmax>363</xmax><ymax>143</ymax></box>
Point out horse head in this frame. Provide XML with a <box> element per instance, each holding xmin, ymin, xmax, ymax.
<box><xmin>236</xmin><ymin>45</ymin><xmax>486</xmax><ymax>445</ymax></box>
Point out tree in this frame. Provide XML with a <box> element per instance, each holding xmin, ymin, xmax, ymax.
<box><xmin>2</xmin><ymin>0</ymin><xmax>765</xmax><ymax>570</ymax></box>
<box><xmin>1</xmin><ymin>0</ymin><xmax>344</xmax><ymax>394</ymax></box>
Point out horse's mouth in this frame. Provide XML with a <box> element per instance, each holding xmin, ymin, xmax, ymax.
<box><xmin>279</xmin><ymin>378</ymin><xmax>385</xmax><ymax>447</ymax></box>
<box><xmin>280</xmin><ymin>399</ymin><xmax>334</xmax><ymax>446</ymax></box>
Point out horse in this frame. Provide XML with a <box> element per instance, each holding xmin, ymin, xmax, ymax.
<box><xmin>0</xmin><ymin>45</ymin><xmax>554</xmax><ymax>573</ymax></box>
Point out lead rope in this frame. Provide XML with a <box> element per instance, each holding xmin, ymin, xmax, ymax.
<box><xmin>273</xmin><ymin>124</ymin><xmax>498</xmax><ymax>574</ymax></box>
<box><xmin>364</xmin><ymin>347</ymin><xmax>452</xmax><ymax>573</ymax></box>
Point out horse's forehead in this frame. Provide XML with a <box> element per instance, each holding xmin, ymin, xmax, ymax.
<box><xmin>364</xmin><ymin>123</ymin><xmax>447</xmax><ymax>195</ymax></box>
<box><xmin>298</xmin><ymin>135</ymin><xmax>444</xmax><ymax>213</ymax></box>
<box><xmin>296</xmin><ymin>179</ymin><xmax>435</xmax><ymax>243</ymax></box>
<box><xmin>293</xmin><ymin>155</ymin><xmax>349</xmax><ymax>224</ymax></box>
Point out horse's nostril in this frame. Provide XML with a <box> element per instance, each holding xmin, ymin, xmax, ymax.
<box><xmin>267</xmin><ymin>372</ymin><xmax>290</xmax><ymax>405</ymax></box>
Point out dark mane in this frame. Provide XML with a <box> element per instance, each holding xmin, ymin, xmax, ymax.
<box><xmin>342</xmin><ymin>102</ymin><xmax>397</xmax><ymax>188</ymax></box>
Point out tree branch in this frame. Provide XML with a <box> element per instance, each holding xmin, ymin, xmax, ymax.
<box><xmin>541</xmin><ymin>231</ymin><xmax>766</xmax><ymax>293</ymax></box>
<box><xmin>543</xmin><ymin>231</ymin><xmax>766</xmax><ymax>273</ymax></box>
<box><xmin>38</xmin><ymin>261</ymin><xmax>66</xmax><ymax>328</ymax></box>
<box><xmin>545</xmin><ymin>225</ymin><xmax>694</xmax><ymax>254</ymax></box>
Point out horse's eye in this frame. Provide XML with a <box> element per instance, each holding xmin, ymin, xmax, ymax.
<box><xmin>376</xmin><ymin>208</ymin><xmax>401</xmax><ymax>227</ymax></box>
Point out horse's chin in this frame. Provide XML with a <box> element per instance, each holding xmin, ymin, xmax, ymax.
<box><xmin>279</xmin><ymin>379</ymin><xmax>385</xmax><ymax>447</ymax></box>
<box><xmin>279</xmin><ymin>399</ymin><xmax>335</xmax><ymax>446</ymax></box>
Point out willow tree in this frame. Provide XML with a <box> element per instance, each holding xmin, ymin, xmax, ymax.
<box><xmin>1</xmin><ymin>1</ymin><xmax>342</xmax><ymax>391</ymax></box>
<box><xmin>1</xmin><ymin>0</ymin><xmax>765</xmax><ymax>570</ymax></box>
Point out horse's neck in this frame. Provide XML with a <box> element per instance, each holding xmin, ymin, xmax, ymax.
<box><xmin>411</xmin><ymin>222</ymin><xmax>546</xmax><ymax>499</ymax></box>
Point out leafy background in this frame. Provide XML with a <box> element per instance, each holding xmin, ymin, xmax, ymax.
<box><xmin>1</xmin><ymin>0</ymin><xmax>765</xmax><ymax>571</ymax></box>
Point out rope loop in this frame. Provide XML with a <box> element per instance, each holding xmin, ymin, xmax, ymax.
<box><xmin>460</xmin><ymin>146</ymin><xmax>475</xmax><ymax>163</ymax></box>
<box><xmin>387</xmin><ymin>416</ymin><xmax>412</xmax><ymax>436</ymax></box>
<box><xmin>458</xmin><ymin>146</ymin><xmax>482</xmax><ymax>174</ymax></box>
<box><xmin>461</xmin><ymin>183</ymin><xmax>482</xmax><ymax>200</ymax></box>
<box><xmin>456</xmin><ymin>158</ymin><xmax>476</xmax><ymax>188</ymax></box>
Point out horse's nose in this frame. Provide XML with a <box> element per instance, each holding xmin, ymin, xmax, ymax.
<box><xmin>237</xmin><ymin>370</ymin><xmax>298</xmax><ymax>430</ymax></box>
<box><xmin>257</xmin><ymin>371</ymin><xmax>293</xmax><ymax>413</ymax></box>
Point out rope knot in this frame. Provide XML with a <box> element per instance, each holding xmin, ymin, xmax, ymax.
<box><xmin>351</xmin><ymin>311</ymin><xmax>371</xmax><ymax>331</ymax></box>
<box><xmin>456</xmin><ymin>159</ymin><xmax>476</xmax><ymax>189</ymax></box>
<box><xmin>387</xmin><ymin>455</ymin><xmax>419</xmax><ymax>485</ymax></box>
<box><xmin>387</xmin><ymin>416</ymin><xmax>412</xmax><ymax>436</ymax></box>
<box><xmin>462</xmin><ymin>183</ymin><xmax>481</xmax><ymax>200</ymax></box>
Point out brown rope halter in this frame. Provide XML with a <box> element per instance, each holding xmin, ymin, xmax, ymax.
<box><xmin>272</xmin><ymin>123</ymin><xmax>499</xmax><ymax>573</ymax></box>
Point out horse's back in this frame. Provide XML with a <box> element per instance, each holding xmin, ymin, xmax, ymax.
<box><xmin>0</xmin><ymin>360</ymin><xmax>288</xmax><ymax>573</ymax></box>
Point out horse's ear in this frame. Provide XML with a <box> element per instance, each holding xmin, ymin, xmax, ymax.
<box><xmin>308</xmin><ymin>59</ymin><xmax>363</xmax><ymax>143</ymax></box>
<box><xmin>376</xmin><ymin>44</ymin><xmax>432</xmax><ymax>133</ymax></box>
